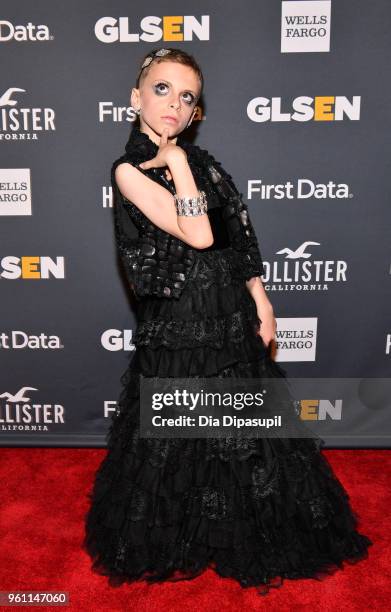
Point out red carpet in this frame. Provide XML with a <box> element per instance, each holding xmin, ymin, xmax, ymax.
<box><xmin>0</xmin><ymin>448</ymin><xmax>389</xmax><ymax>611</ymax></box>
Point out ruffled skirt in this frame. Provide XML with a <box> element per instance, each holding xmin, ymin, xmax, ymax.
<box><xmin>83</xmin><ymin>247</ymin><xmax>372</xmax><ymax>595</ymax></box>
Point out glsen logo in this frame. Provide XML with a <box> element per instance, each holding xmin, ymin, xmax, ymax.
<box><xmin>299</xmin><ymin>399</ymin><xmax>342</xmax><ymax>420</ymax></box>
<box><xmin>275</xmin><ymin>317</ymin><xmax>318</xmax><ymax>361</ymax></box>
<box><xmin>247</xmin><ymin>95</ymin><xmax>361</xmax><ymax>122</ymax></box>
<box><xmin>0</xmin><ymin>20</ymin><xmax>52</xmax><ymax>42</ymax></box>
<box><xmin>0</xmin><ymin>88</ymin><xmax>56</xmax><ymax>140</ymax></box>
<box><xmin>95</xmin><ymin>15</ymin><xmax>210</xmax><ymax>43</ymax></box>
<box><xmin>262</xmin><ymin>241</ymin><xmax>347</xmax><ymax>291</ymax></box>
<box><xmin>0</xmin><ymin>169</ymin><xmax>32</xmax><ymax>215</ymax></box>
<box><xmin>0</xmin><ymin>387</ymin><xmax>65</xmax><ymax>431</ymax></box>
<box><xmin>101</xmin><ymin>329</ymin><xmax>136</xmax><ymax>351</ymax></box>
<box><xmin>281</xmin><ymin>0</ymin><xmax>331</xmax><ymax>53</ymax></box>
<box><xmin>0</xmin><ymin>257</ymin><xmax>65</xmax><ymax>279</ymax></box>
<box><xmin>248</xmin><ymin>178</ymin><xmax>351</xmax><ymax>200</ymax></box>
<box><xmin>0</xmin><ymin>331</ymin><xmax>63</xmax><ymax>350</ymax></box>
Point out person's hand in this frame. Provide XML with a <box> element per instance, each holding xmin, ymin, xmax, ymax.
<box><xmin>256</xmin><ymin>307</ymin><xmax>277</xmax><ymax>348</ymax></box>
<box><xmin>138</xmin><ymin>127</ymin><xmax>185</xmax><ymax>180</ymax></box>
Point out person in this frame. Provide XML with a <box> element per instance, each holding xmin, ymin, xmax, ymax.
<box><xmin>83</xmin><ymin>47</ymin><xmax>372</xmax><ymax>596</ymax></box>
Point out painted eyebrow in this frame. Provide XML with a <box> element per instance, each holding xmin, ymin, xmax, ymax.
<box><xmin>152</xmin><ymin>79</ymin><xmax>198</xmax><ymax>97</ymax></box>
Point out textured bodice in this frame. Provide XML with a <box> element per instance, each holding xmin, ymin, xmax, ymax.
<box><xmin>112</xmin><ymin>125</ymin><xmax>265</xmax><ymax>299</ymax></box>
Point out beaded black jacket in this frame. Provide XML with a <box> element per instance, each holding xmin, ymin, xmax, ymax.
<box><xmin>111</xmin><ymin>125</ymin><xmax>265</xmax><ymax>299</ymax></box>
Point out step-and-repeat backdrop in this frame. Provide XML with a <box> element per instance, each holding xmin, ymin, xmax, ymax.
<box><xmin>1</xmin><ymin>1</ymin><xmax>390</xmax><ymax>447</ymax></box>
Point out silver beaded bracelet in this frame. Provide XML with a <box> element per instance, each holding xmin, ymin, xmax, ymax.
<box><xmin>174</xmin><ymin>190</ymin><xmax>208</xmax><ymax>216</ymax></box>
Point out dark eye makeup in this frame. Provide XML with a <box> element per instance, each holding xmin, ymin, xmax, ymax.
<box><xmin>153</xmin><ymin>81</ymin><xmax>196</xmax><ymax>105</ymax></box>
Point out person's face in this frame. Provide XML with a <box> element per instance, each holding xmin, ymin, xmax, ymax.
<box><xmin>131</xmin><ymin>60</ymin><xmax>201</xmax><ymax>145</ymax></box>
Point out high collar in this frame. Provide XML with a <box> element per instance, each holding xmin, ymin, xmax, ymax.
<box><xmin>122</xmin><ymin>124</ymin><xmax>223</xmax><ymax>210</ymax></box>
<box><xmin>125</xmin><ymin>123</ymin><xmax>192</xmax><ymax>158</ymax></box>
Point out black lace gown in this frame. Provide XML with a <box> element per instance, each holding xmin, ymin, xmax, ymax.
<box><xmin>84</xmin><ymin>129</ymin><xmax>372</xmax><ymax>595</ymax></box>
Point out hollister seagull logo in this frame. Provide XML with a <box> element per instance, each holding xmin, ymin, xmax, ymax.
<box><xmin>0</xmin><ymin>387</ymin><xmax>65</xmax><ymax>430</ymax></box>
<box><xmin>276</xmin><ymin>241</ymin><xmax>320</xmax><ymax>258</ymax></box>
<box><xmin>262</xmin><ymin>241</ymin><xmax>348</xmax><ymax>291</ymax></box>
<box><xmin>0</xmin><ymin>87</ymin><xmax>56</xmax><ymax>140</ymax></box>
<box><xmin>0</xmin><ymin>387</ymin><xmax>38</xmax><ymax>402</ymax></box>
<box><xmin>0</xmin><ymin>87</ymin><xmax>26</xmax><ymax>107</ymax></box>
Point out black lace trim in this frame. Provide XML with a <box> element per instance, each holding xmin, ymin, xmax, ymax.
<box><xmin>135</xmin><ymin>306</ymin><xmax>258</xmax><ymax>348</ymax></box>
